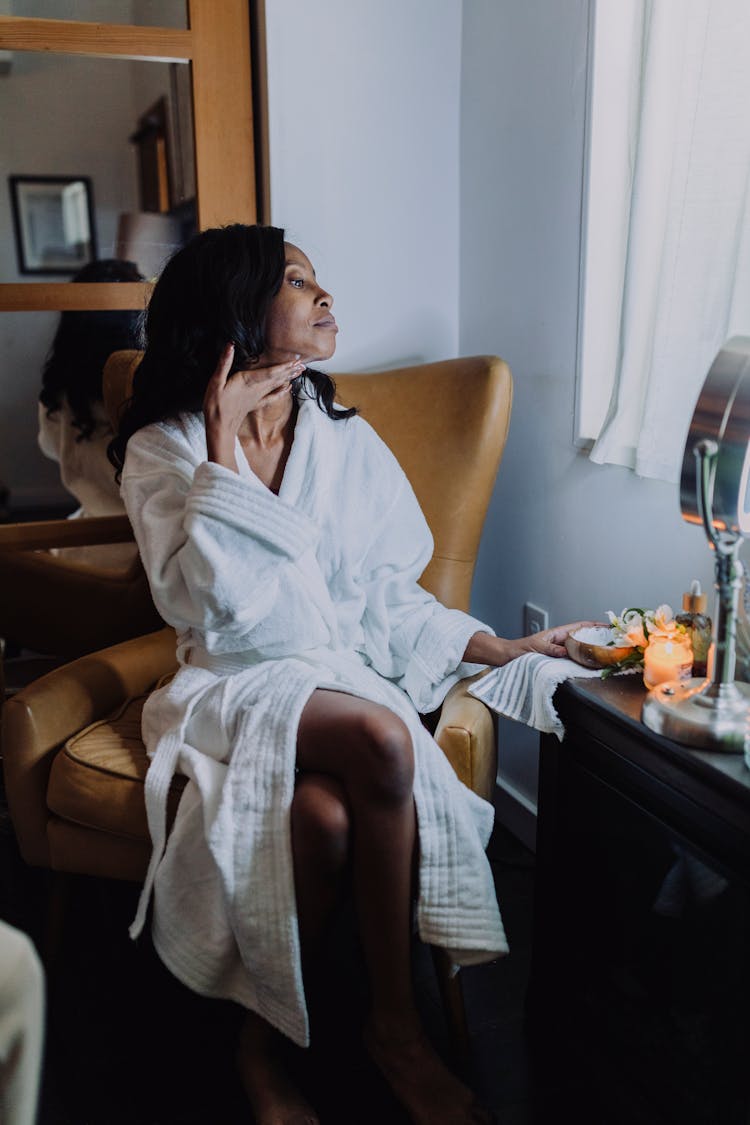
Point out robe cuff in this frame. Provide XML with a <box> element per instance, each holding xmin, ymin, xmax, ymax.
<box><xmin>187</xmin><ymin>462</ymin><xmax>319</xmax><ymax>559</ymax></box>
<box><xmin>414</xmin><ymin>610</ymin><xmax>495</xmax><ymax>683</ymax></box>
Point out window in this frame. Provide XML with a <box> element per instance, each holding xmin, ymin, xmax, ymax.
<box><xmin>575</xmin><ymin>0</ymin><xmax>750</xmax><ymax>483</ymax></box>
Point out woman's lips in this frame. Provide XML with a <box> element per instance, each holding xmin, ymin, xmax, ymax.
<box><xmin>313</xmin><ymin>316</ymin><xmax>338</xmax><ymax>331</ymax></box>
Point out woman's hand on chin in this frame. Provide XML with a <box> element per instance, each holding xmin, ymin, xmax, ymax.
<box><xmin>203</xmin><ymin>343</ymin><xmax>305</xmax><ymax>469</ymax></box>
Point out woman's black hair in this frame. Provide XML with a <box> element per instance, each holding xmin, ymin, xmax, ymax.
<box><xmin>108</xmin><ymin>223</ymin><xmax>355</xmax><ymax>475</ymax></box>
<box><xmin>40</xmin><ymin>258</ymin><xmax>145</xmax><ymax>442</ymax></box>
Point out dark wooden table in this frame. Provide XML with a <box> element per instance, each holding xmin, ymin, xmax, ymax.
<box><xmin>527</xmin><ymin>676</ymin><xmax>750</xmax><ymax>1125</ymax></box>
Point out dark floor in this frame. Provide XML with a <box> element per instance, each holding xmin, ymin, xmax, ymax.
<box><xmin>0</xmin><ymin>772</ymin><xmax>541</xmax><ymax>1125</ymax></box>
<box><xmin>0</xmin><ymin>511</ymin><xmax>548</xmax><ymax>1121</ymax></box>
<box><xmin>1</xmin><ymin>642</ymin><xmax>553</xmax><ymax>1125</ymax></box>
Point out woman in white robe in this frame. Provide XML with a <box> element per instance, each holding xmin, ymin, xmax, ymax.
<box><xmin>38</xmin><ymin>258</ymin><xmax>143</xmax><ymax>568</ymax></box>
<box><xmin>109</xmin><ymin>224</ymin><xmax>583</xmax><ymax>1125</ymax></box>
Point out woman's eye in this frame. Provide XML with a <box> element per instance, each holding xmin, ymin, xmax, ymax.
<box><xmin>289</xmin><ymin>277</ymin><xmax>304</xmax><ymax>289</ymax></box>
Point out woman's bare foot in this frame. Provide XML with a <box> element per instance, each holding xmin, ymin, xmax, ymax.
<box><xmin>236</xmin><ymin>1012</ymin><xmax>319</xmax><ymax>1125</ymax></box>
<box><xmin>364</xmin><ymin>1018</ymin><xmax>494</xmax><ymax>1125</ymax></box>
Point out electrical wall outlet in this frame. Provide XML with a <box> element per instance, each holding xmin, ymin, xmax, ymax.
<box><xmin>523</xmin><ymin>602</ymin><xmax>549</xmax><ymax>635</ymax></box>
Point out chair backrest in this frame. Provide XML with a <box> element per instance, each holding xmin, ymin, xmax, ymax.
<box><xmin>103</xmin><ymin>351</ymin><xmax>513</xmax><ymax>612</ymax></box>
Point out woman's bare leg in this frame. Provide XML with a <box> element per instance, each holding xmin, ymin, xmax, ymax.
<box><xmin>237</xmin><ymin>773</ymin><xmax>352</xmax><ymax>1125</ymax></box>
<box><xmin>298</xmin><ymin>691</ymin><xmax>418</xmax><ymax>1032</ymax></box>
<box><xmin>296</xmin><ymin>690</ymin><xmax>492</xmax><ymax>1125</ymax></box>
<box><xmin>237</xmin><ymin>1013</ymin><xmax>317</xmax><ymax>1125</ymax></box>
<box><xmin>291</xmin><ymin>772</ymin><xmax>352</xmax><ymax>966</ymax></box>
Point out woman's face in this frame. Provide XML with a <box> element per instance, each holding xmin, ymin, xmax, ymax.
<box><xmin>263</xmin><ymin>243</ymin><xmax>338</xmax><ymax>365</ymax></box>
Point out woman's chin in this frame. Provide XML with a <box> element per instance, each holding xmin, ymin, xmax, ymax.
<box><xmin>307</xmin><ymin>345</ymin><xmax>337</xmax><ymax>364</ymax></box>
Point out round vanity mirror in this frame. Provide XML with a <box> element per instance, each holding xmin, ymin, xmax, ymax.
<box><xmin>643</xmin><ymin>336</ymin><xmax>750</xmax><ymax>758</ymax></box>
<box><xmin>680</xmin><ymin>336</ymin><xmax>750</xmax><ymax>537</ymax></box>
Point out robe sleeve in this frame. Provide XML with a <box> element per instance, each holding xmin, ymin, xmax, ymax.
<box><xmin>121</xmin><ymin>425</ymin><xmax>324</xmax><ymax>651</ymax></box>
<box><xmin>356</xmin><ymin>447</ymin><xmax>494</xmax><ymax>714</ymax></box>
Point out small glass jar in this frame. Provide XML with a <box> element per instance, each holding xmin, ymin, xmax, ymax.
<box><xmin>643</xmin><ymin>634</ymin><xmax>693</xmax><ymax>690</ymax></box>
<box><xmin>675</xmin><ymin>580</ymin><xmax>712</xmax><ymax>678</ymax></box>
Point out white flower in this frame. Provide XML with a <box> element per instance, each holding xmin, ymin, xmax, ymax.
<box><xmin>644</xmin><ymin>604</ymin><xmax>677</xmax><ymax>638</ymax></box>
<box><xmin>607</xmin><ymin>607</ymin><xmax>647</xmax><ymax>649</ymax></box>
<box><xmin>604</xmin><ymin>603</ymin><xmax>684</xmax><ymax>661</ymax></box>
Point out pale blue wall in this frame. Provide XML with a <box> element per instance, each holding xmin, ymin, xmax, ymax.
<box><xmin>459</xmin><ymin>0</ymin><xmax>715</xmax><ymax>842</ymax></box>
<box><xmin>265</xmin><ymin>0</ymin><xmax>462</xmax><ymax>373</ymax></box>
<box><xmin>265</xmin><ymin>0</ymin><xmax>718</xmax><ymax>843</ymax></box>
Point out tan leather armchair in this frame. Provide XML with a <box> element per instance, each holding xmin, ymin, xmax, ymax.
<box><xmin>4</xmin><ymin>348</ymin><xmax>513</xmax><ymax>861</ymax></box>
<box><xmin>2</xmin><ymin>351</ymin><xmax>512</xmax><ymax>1049</ymax></box>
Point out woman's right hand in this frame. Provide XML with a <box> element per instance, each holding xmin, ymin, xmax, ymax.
<box><xmin>203</xmin><ymin>342</ymin><xmax>305</xmax><ymax>436</ymax></box>
<box><xmin>203</xmin><ymin>343</ymin><xmax>305</xmax><ymax>470</ymax></box>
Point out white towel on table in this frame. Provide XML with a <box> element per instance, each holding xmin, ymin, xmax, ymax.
<box><xmin>468</xmin><ymin>652</ymin><xmax>601</xmax><ymax>740</ymax></box>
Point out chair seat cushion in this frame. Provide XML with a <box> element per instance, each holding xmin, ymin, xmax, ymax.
<box><xmin>47</xmin><ymin>693</ymin><xmax>185</xmax><ymax>842</ymax></box>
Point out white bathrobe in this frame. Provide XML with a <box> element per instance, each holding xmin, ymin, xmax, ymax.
<box><xmin>121</xmin><ymin>382</ymin><xmax>508</xmax><ymax>1047</ymax></box>
<box><xmin>38</xmin><ymin>398</ymin><xmax>138</xmax><ymax>570</ymax></box>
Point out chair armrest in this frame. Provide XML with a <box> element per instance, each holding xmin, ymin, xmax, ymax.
<box><xmin>434</xmin><ymin>671</ymin><xmax>497</xmax><ymax>802</ymax></box>
<box><xmin>1</xmin><ymin>627</ymin><xmax>176</xmax><ymax>868</ymax></box>
<box><xmin>0</xmin><ymin>514</ymin><xmax>134</xmax><ymax>552</ymax></box>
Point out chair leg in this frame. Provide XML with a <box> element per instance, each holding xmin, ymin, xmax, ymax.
<box><xmin>430</xmin><ymin>945</ymin><xmax>472</xmax><ymax>1069</ymax></box>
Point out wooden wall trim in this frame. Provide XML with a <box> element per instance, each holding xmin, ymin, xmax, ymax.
<box><xmin>0</xmin><ymin>283</ymin><xmax>153</xmax><ymax>313</ymax></box>
<box><xmin>189</xmin><ymin>0</ymin><xmax>257</xmax><ymax>228</ymax></box>
<box><xmin>0</xmin><ymin>15</ymin><xmax>192</xmax><ymax>61</ymax></box>
<box><xmin>249</xmin><ymin>0</ymin><xmax>271</xmax><ymax>226</ymax></box>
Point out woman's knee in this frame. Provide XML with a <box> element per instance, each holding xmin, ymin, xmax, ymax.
<box><xmin>354</xmin><ymin>710</ymin><xmax>414</xmax><ymax>803</ymax></box>
<box><xmin>296</xmin><ymin>692</ymin><xmax>415</xmax><ymax>804</ymax></box>
<box><xmin>291</xmin><ymin>776</ymin><xmax>351</xmax><ymax>874</ymax></box>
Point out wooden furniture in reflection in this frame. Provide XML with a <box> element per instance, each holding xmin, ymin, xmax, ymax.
<box><xmin>130</xmin><ymin>97</ymin><xmax>172</xmax><ymax>213</ymax></box>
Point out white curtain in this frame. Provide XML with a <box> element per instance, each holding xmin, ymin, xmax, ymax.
<box><xmin>589</xmin><ymin>0</ymin><xmax>750</xmax><ymax>482</ymax></box>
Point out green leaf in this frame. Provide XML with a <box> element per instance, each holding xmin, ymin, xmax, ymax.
<box><xmin>600</xmin><ymin>650</ymin><xmax>645</xmax><ymax>679</ymax></box>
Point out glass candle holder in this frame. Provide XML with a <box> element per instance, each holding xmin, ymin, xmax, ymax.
<box><xmin>643</xmin><ymin>634</ymin><xmax>693</xmax><ymax>690</ymax></box>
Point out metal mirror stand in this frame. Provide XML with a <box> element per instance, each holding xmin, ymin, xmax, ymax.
<box><xmin>642</xmin><ymin>338</ymin><xmax>750</xmax><ymax>755</ymax></box>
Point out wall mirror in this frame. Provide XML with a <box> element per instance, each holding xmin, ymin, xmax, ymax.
<box><xmin>0</xmin><ymin>1</ymin><xmax>260</xmax><ymax>514</ymax></box>
<box><xmin>0</xmin><ymin>50</ymin><xmax>195</xmax><ymax>508</ymax></box>
<box><xmin>1</xmin><ymin>52</ymin><xmax>196</xmax><ymax>284</ymax></box>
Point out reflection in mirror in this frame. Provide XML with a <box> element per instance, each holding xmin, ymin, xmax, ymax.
<box><xmin>0</xmin><ymin>310</ymin><xmax>74</xmax><ymax>513</ymax></box>
<box><xmin>1</xmin><ymin>54</ymin><xmax>195</xmax><ymax>283</ymax></box>
<box><xmin>1</xmin><ymin>292</ymin><xmax>149</xmax><ymax>515</ymax></box>
<box><xmin>10</xmin><ymin>0</ymin><xmax>187</xmax><ymax>29</ymax></box>
<box><xmin>1</xmin><ymin>46</ymin><xmax>195</xmax><ymax>512</ymax></box>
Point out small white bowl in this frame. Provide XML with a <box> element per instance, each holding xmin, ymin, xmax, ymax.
<box><xmin>565</xmin><ymin>626</ymin><xmax>634</xmax><ymax>670</ymax></box>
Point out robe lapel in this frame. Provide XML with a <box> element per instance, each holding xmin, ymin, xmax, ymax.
<box><xmin>277</xmin><ymin>388</ymin><xmax>338</xmax><ymax>525</ymax></box>
<box><xmin>234</xmin><ymin>392</ymin><xmax>342</xmax><ymax>644</ymax></box>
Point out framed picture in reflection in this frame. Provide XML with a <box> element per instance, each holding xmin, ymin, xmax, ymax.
<box><xmin>8</xmin><ymin>174</ymin><xmax>97</xmax><ymax>275</ymax></box>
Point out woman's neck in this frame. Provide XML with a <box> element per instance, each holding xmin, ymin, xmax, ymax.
<box><xmin>238</xmin><ymin>394</ymin><xmax>296</xmax><ymax>448</ymax></box>
<box><xmin>238</xmin><ymin>398</ymin><xmax>299</xmax><ymax>494</ymax></box>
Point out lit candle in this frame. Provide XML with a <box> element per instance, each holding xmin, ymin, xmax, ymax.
<box><xmin>643</xmin><ymin>634</ymin><xmax>693</xmax><ymax>689</ymax></box>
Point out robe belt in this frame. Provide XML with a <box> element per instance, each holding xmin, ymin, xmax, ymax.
<box><xmin>187</xmin><ymin>644</ymin><xmax>371</xmax><ymax>682</ymax></box>
<box><xmin>129</xmin><ymin>727</ymin><xmax>183</xmax><ymax>941</ymax></box>
<box><xmin>129</xmin><ymin>669</ymin><xmax>217</xmax><ymax>941</ymax></box>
